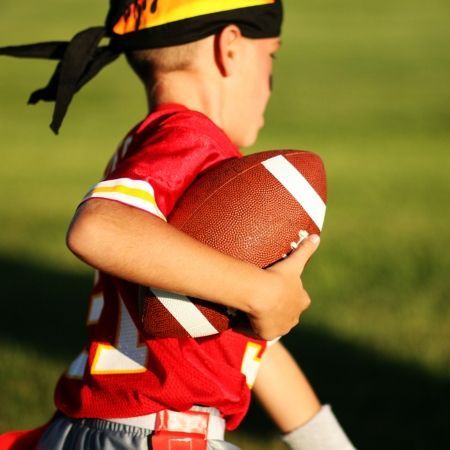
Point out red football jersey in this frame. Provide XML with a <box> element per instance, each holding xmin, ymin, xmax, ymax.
<box><xmin>54</xmin><ymin>104</ymin><xmax>268</xmax><ymax>430</ymax></box>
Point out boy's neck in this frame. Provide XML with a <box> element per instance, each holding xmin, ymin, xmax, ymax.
<box><xmin>148</xmin><ymin>70</ymin><xmax>225</xmax><ymax>131</ymax></box>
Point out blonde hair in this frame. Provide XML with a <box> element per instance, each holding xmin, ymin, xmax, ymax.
<box><xmin>125</xmin><ymin>40</ymin><xmax>203</xmax><ymax>83</ymax></box>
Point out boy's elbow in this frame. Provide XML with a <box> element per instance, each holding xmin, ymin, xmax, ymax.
<box><xmin>66</xmin><ymin>203</ymin><xmax>101</xmax><ymax>263</ymax></box>
<box><xmin>66</xmin><ymin>218</ymin><xmax>84</xmax><ymax>258</ymax></box>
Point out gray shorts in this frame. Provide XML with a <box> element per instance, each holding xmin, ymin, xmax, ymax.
<box><xmin>37</xmin><ymin>414</ymin><xmax>241</xmax><ymax>450</ymax></box>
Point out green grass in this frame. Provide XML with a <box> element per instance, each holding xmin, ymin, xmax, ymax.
<box><xmin>1</xmin><ymin>1</ymin><xmax>449</xmax><ymax>449</ymax></box>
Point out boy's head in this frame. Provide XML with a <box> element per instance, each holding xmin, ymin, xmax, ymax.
<box><xmin>0</xmin><ymin>0</ymin><xmax>283</xmax><ymax>136</ymax></box>
<box><xmin>126</xmin><ymin>27</ymin><xmax>280</xmax><ymax>147</ymax></box>
<box><xmin>115</xmin><ymin>0</ymin><xmax>283</xmax><ymax>146</ymax></box>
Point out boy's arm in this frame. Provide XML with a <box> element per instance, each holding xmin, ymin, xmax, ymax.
<box><xmin>66</xmin><ymin>198</ymin><xmax>319</xmax><ymax>340</ymax></box>
<box><xmin>253</xmin><ymin>341</ymin><xmax>356</xmax><ymax>450</ymax></box>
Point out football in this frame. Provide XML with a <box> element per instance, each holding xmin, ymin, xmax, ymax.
<box><xmin>139</xmin><ymin>150</ymin><xmax>327</xmax><ymax>338</ymax></box>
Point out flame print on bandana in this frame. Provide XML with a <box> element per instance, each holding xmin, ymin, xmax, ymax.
<box><xmin>113</xmin><ymin>0</ymin><xmax>276</xmax><ymax>35</ymax></box>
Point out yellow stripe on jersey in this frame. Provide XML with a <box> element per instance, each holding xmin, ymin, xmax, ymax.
<box><xmin>84</xmin><ymin>178</ymin><xmax>166</xmax><ymax>221</ymax></box>
<box><xmin>92</xmin><ymin>185</ymin><xmax>156</xmax><ymax>205</ymax></box>
<box><xmin>114</xmin><ymin>0</ymin><xmax>276</xmax><ymax>35</ymax></box>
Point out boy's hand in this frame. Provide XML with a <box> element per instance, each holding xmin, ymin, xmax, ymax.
<box><xmin>247</xmin><ymin>234</ymin><xmax>320</xmax><ymax>340</ymax></box>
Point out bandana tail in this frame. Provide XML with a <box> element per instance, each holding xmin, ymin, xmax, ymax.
<box><xmin>0</xmin><ymin>27</ymin><xmax>120</xmax><ymax>134</ymax></box>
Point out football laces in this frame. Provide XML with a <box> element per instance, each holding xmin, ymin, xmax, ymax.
<box><xmin>282</xmin><ymin>230</ymin><xmax>310</xmax><ymax>259</ymax></box>
<box><xmin>290</xmin><ymin>230</ymin><xmax>310</xmax><ymax>250</ymax></box>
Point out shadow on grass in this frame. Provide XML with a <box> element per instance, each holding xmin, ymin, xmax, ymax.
<box><xmin>243</xmin><ymin>329</ymin><xmax>449</xmax><ymax>450</ymax></box>
<box><xmin>0</xmin><ymin>256</ymin><xmax>448</xmax><ymax>450</ymax></box>
<box><xmin>0</xmin><ymin>256</ymin><xmax>90</xmax><ymax>359</ymax></box>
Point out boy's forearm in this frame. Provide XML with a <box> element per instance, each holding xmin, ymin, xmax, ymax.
<box><xmin>67</xmin><ymin>199</ymin><xmax>319</xmax><ymax>339</ymax></box>
<box><xmin>253</xmin><ymin>341</ymin><xmax>321</xmax><ymax>433</ymax></box>
<box><xmin>68</xmin><ymin>199</ymin><xmax>265</xmax><ymax>311</ymax></box>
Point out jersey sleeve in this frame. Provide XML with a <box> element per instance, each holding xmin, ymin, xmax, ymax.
<box><xmin>83</xmin><ymin>176</ymin><xmax>166</xmax><ymax>220</ymax></box>
<box><xmin>81</xmin><ymin>120</ymin><xmax>240</xmax><ymax>220</ymax></box>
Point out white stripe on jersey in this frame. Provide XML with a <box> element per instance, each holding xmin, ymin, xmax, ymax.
<box><xmin>83</xmin><ymin>178</ymin><xmax>166</xmax><ymax>221</ymax></box>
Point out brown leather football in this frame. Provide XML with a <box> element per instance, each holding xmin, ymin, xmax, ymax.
<box><xmin>139</xmin><ymin>150</ymin><xmax>327</xmax><ymax>338</ymax></box>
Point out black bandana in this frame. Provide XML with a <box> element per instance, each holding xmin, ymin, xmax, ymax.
<box><xmin>0</xmin><ymin>0</ymin><xmax>282</xmax><ymax>134</ymax></box>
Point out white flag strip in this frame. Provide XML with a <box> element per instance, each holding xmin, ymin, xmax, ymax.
<box><xmin>151</xmin><ymin>288</ymin><xmax>219</xmax><ymax>338</ymax></box>
<box><xmin>261</xmin><ymin>155</ymin><xmax>326</xmax><ymax>231</ymax></box>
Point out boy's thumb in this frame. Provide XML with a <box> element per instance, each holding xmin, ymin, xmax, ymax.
<box><xmin>286</xmin><ymin>234</ymin><xmax>320</xmax><ymax>272</ymax></box>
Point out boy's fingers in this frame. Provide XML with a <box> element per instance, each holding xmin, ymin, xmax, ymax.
<box><xmin>284</xmin><ymin>234</ymin><xmax>320</xmax><ymax>272</ymax></box>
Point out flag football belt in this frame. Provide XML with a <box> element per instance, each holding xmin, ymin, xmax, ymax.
<box><xmin>109</xmin><ymin>406</ymin><xmax>225</xmax><ymax>441</ymax></box>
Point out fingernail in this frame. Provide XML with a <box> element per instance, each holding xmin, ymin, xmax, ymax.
<box><xmin>309</xmin><ymin>234</ymin><xmax>320</xmax><ymax>244</ymax></box>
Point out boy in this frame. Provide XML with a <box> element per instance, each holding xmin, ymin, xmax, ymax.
<box><xmin>0</xmin><ymin>1</ymin><xmax>355</xmax><ymax>449</ymax></box>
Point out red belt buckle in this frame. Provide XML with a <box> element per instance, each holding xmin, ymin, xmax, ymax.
<box><xmin>151</xmin><ymin>410</ymin><xmax>209</xmax><ymax>450</ymax></box>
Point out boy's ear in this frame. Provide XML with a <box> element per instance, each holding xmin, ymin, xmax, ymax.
<box><xmin>214</xmin><ymin>25</ymin><xmax>243</xmax><ymax>77</ymax></box>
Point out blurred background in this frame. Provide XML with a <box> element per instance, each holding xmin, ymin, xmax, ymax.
<box><xmin>0</xmin><ymin>1</ymin><xmax>449</xmax><ymax>449</ymax></box>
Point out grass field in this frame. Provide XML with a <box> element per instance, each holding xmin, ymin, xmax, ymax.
<box><xmin>0</xmin><ymin>1</ymin><xmax>449</xmax><ymax>449</ymax></box>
